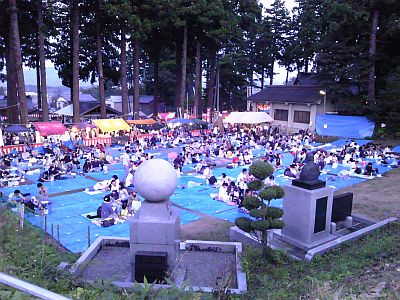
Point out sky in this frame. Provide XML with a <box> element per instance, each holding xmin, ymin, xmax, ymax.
<box><xmin>261</xmin><ymin>0</ymin><xmax>296</xmax><ymax>11</ymax></box>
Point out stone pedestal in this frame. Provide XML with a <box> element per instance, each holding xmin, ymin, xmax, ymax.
<box><xmin>130</xmin><ymin>199</ymin><xmax>180</xmax><ymax>282</ymax></box>
<box><xmin>280</xmin><ymin>184</ymin><xmax>335</xmax><ymax>250</ymax></box>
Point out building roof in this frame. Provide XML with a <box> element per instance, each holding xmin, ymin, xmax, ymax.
<box><xmin>0</xmin><ymin>95</ymin><xmax>35</xmax><ymax>110</ymax></box>
<box><xmin>80</xmin><ymin>102</ymin><xmax>120</xmax><ymax>115</ymax></box>
<box><xmin>247</xmin><ymin>85</ymin><xmax>324</xmax><ymax>104</ymax></box>
<box><xmin>61</xmin><ymin>93</ymin><xmax>98</xmax><ymax>103</ymax></box>
<box><xmin>293</xmin><ymin>72</ymin><xmax>333</xmax><ymax>86</ymax></box>
<box><xmin>138</xmin><ymin>95</ymin><xmax>154</xmax><ymax>104</ymax></box>
<box><xmin>54</xmin><ymin>102</ymin><xmax>121</xmax><ymax>116</ymax></box>
<box><xmin>107</xmin><ymin>95</ymin><xmax>154</xmax><ymax>104</ymax></box>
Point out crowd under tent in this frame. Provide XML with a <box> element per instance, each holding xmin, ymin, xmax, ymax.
<box><xmin>3</xmin><ymin>125</ymin><xmax>30</xmax><ymax>134</ymax></box>
<box><xmin>92</xmin><ymin>118</ymin><xmax>130</xmax><ymax>133</ymax></box>
<box><xmin>224</xmin><ymin>111</ymin><xmax>273</xmax><ymax>124</ymax></box>
<box><xmin>33</xmin><ymin>121</ymin><xmax>67</xmax><ymax>137</ymax></box>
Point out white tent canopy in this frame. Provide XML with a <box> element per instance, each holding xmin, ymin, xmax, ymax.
<box><xmin>224</xmin><ymin>111</ymin><xmax>273</xmax><ymax>124</ymax></box>
<box><xmin>127</xmin><ymin>111</ymin><xmax>148</xmax><ymax>118</ymax></box>
<box><xmin>54</xmin><ymin>104</ymin><xmax>73</xmax><ymax>116</ymax></box>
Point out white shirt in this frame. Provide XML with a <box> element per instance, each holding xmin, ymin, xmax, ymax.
<box><xmin>125</xmin><ymin>173</ymin><xmax>134</xmax><ymax>186</ymax></box>
<box><xmin>120</xmin><ymin>153</ymin><xmax>130</xmax><ymax>166</ymax></box>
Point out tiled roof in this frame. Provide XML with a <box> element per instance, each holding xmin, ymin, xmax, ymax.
<box><xmin>247</xmin><ymin>85</ymin><xmax>324</xmax><ymax>104</ymax></box>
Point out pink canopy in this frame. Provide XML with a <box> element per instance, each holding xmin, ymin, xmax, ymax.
<box><xmin>34</xmin><ymin>122</ymin><xmax>67</xmax><ymax>136</ymax></box>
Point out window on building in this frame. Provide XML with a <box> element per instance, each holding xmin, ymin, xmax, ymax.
<box><xmin>274</xmin><ymin>109</ymin><xmax>288</xmax><ymax>121</ymax></box>
<box><xmin>294</xmin><ymin>110</ymin><xmax>311</xmax><ymax>124</ymax></box>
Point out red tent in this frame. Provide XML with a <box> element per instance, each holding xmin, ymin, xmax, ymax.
<box><xmin>34</xmin><ymin>122</ymin><xmax>67</xmax><ymax>136</ymax></box>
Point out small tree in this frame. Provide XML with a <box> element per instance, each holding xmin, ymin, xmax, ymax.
<box><xmin>235</xmin><ymin>160</ymin><xmax>285</xmax><ymax>249</ymax></box>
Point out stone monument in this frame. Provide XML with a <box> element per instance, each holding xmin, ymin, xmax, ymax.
<box><xmin>280</xmin><ymin>151</ymin><xmax>335</xmax><ymax>250</ymax></box>
<box><xmin>130</xmin><ymin>159</ymin><xmax>180</xmax><ymax>283</ymax></box>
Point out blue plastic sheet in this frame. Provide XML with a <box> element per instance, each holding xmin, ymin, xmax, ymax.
<box><xmin>316</xmin><ymin>114</ymin><xmax>375</xmax><ymax>138</ymax></box>
<box><xmin>392</xmin><ymin>145</ymin><xmax>400</xmax><ymax>153</ymax></box>
<box><xmin>11</xmin><ymin>140</ymin><xmax>395</xmax><ymax>253</ymax></box>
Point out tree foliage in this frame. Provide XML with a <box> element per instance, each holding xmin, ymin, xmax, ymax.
<box><xmin>235</xmin><ymin>160</ymin><xmax>285</xmax><ymax>248</ymax></box>
<box><xmin>0</xmin><ymin>0</ymin><xmax>399</xmax><ymax>127</ymax></box>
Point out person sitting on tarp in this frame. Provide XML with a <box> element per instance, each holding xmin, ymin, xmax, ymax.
<box><xmin>24</xmin><ymin>196</ymin><xmax>46</xmax><ymax>212</ymax></box>
<box><xmin>91</xmin><ymin>157</ymin><xmax>103</xmax><ymax>172</ymax></box>
<box><xmin>364</xmin><ymin>162</ymin><xmax>379</xmax><ymax>176</ymax></box>
<box><xmin>284</xmin><ymin>164</ymin><xmax>298</xmax><ymax>179</ymax></box>
<box><xmin>38</xmin><ymin>170</ymin><xmax>52</xmax><ymax>182</ymax></box>
<box><xmin>7</xmin><ymin>189</ymin><xmax>25</xmax><ymax>207</ymax></box>
<box><xmin>83</xmin><ymin>159</ymin><xmax>92</xmax><ymax>174</ymax></box>
<box><xmin>48</xmin><ymin>165</ymin><xmax>62</xmax><ymax>180</ymax></box>
<box><xmin>101</xmin><ymin>195</ymin><xmax>114</xmax><ymax>219</ymax></box>
<box><xmin>119</xmin><ymin>203</ymin><xmax>129</xmax><ymax>219</ymax></box>
<box><xmin>43</xmin><ymin>141</ymin><xmax>53</xmax><ymax>154</ymax></box>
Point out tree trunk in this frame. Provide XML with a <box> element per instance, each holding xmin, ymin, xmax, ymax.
<box><xmin>36</xmin><ymin>58</ymin><xmax>41</xmax><ymax>110</ymax></box>
<box><xmin>269</xmin><ymin>62</ymin><xmax>274</xmax><ymax>85</ymax></box>
<box><xmin>178</xmin><ymin>24</ymin><xmax>187</xmax><ymax>111</ymax></box>
<box><xmin>261</xmin><ymin>68</ymin><xmax>264</xmax><ymax>90</ymax></box>
<box><xmin>5</xmin><ymin>34</ymin><xmax>18</xmax><ymax>124</ymax></box>
<box><xmin>38</xmin><ymin>0</ymin><xmax>49</xmax><ymax>121</ymax></box>
<box><xmin>249</xmin><ymin>70</ymin><xmax>254</xmax><ymax>95</ymax></box>
<box><xmin>194</xmin><ymin>40</ymin><xmax>201</xmax><ymax>118</ymax></box>
<box><xmin>153</xmin><ymin>58</ymin><xmax>160</xmax><ymax>115</ymax></box>
<box><xmin>9</xmin><ymin>0</ymin><xmax>28</xmax><ymax>124</ymax></box>
<box><xmin>95</xmin><ymin>0</ymin><xmax>106</xmax><ymax>118</ymax></box>
<box><xmin>133</xmin><ymin>37</ymin><xmax>140</xmax><ymax>119</ymax></box>
<box><xmin>175</xmin><ymin>38</ymin><xmax>182</xmax><ymax>111</ymax></box>
<box><xmin>120</xmin><ymin>24</ymin><xmax>128</xmax><ymax>119</ymax></box>
<box><xmin>207</xmin><ymin>47</ymin><xmax>217</xmax><ymax>112</ymax></box>
<box><xmin>368</xmin><ymin>9</ymin><xmax>379</xmax><ymax>105</ymax></box>
<box><xmin>285</xmin><ymin>69</ymin><xmax>289</xmax><ymax>85</ymax></box>
<box><xmin>71</xmin><ymin>0</ymin><xmax>80</xmax><ymax>123</ymax></box>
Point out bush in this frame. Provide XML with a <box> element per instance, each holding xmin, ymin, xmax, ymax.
<box><xmin>260</xmin><ymin>186</ymin><xmax>285</xmax><ymax>202</ymax></box>
<box><xmin>265</xmin><ymin>207</ymin><xmax>284</xmax><ymax>219</ymax></box>
<box><xmin>242</xmin><ymin>196</ymin><xmax>261</xmax><ymax>210</ymax></box>
<box><xmin>236</xmin><ymin>161</ymin><xmax>286</xmax><ymax>247</ymax></box>
<box><xmin>251</xmin><ymin>220</ymin><xmax>270</xmax><ymax>231</ymax></box>
<box><xmin>247</xmin><ymin>179</ymin><xmax>263</xmax><ymax>191</ymax></box>
<box><xmin>235</xmin><ymin>217</ymin><xmax>253</xmax><ymax>233</ymax></box>
<box><xmin>249</xmin><ymin>208</ymin><xmax>269</xmax><ymax>219</ymax></box>
<box><xmin>249</xmin><ymin>160</ymin><xmax>274</xmax><ymax>180</ymax></box>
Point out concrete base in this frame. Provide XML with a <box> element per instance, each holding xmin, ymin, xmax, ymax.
<box><xmin>282</xmin><ymin>184</ymin><xmax>334</xmax><ymax>247</ymax></box>
<box><xmin>130</xmin><ymin>200</ymin><xmax>180</xmax><ymax>282</ymax></box>
<box><xmin>72</xmin><ymin>237</ymin><xmax>248</xmax><ymax>294</ymax></box>
<box><xmin>277</xmin><ymin>231</ymin><xmax>336</xmax><ymax>251</ymax></box>
<box><xmin>229</xmin><ymin>226</ymin><xmax>261</xmax><ymax>247</ymax></box>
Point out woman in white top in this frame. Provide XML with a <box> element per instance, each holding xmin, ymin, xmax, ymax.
<box><xmin>118</xmin><ymin>182</ymin><xmax>130</xmax><ymax>200</ymax></box>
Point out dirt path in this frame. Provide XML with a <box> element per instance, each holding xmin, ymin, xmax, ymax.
<box><xmin>334</xmin><ymin>168</ymin><xmax>400</xmax><ymax>221</ymax></box>
<box><xmin>181</xmin><ymin>216</ymin><xmax>233</xmax><ymax>242</ymax></box>
<box><xmin>181</xmin><ymin>168</ymin><xmax>400</xmax><ymax>242</ymax></box>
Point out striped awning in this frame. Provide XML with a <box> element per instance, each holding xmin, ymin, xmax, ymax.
<box><xmin>92</xmin><ymin>118</ymin><xmax>130</xmax><ymax>132</ymax></box>
<box><xmin>126</xmin><ymin>119</ymin><xmax>157</xmax><ymax>125</ymax></box>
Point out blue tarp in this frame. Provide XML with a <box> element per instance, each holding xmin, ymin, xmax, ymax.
<box><xmin>392</xmin><ymin>145</ymin><xmax>400</xmax><ymax>153</ymax></box>
<box><xmin>316</xmin><ymin>114</ymin><xmax>375</xmax><ymax>138</ymax></box>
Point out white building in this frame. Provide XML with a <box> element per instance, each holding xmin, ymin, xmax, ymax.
<box><xmin>247</xmin><ymin>85</ymin><xmax>336</xmax><ymax>132</ymax></box>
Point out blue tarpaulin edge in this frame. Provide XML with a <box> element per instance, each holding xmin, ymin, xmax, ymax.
<box><xmin>316</xmin><ymin>114</ymin><xmax>375</xmax><ymax>138</ymax></box>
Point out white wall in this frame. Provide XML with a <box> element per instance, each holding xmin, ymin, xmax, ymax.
<box><xmin>267</xmin><ymin>102</ymin><xmax>317</xmax><ymax>131</ymax></box>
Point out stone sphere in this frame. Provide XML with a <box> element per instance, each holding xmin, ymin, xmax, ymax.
<box><xmin>133</xmin><ymin>159</ymin><xmax>177</xmax><ymax>202</ymax></box>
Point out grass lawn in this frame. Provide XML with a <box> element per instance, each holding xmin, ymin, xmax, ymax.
<box><xmin>240</xmin><ymin>221</ymin><xmax>400</xmax><ymax>299</ymax></box>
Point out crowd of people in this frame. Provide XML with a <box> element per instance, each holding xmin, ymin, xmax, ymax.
<box><xmin>1</xmin><ymin>122</ymin><xmax>399</xmax><ymax>226</ymax></box>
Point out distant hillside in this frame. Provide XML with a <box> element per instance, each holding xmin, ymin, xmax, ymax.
<box><xmin>0</xmin><ymin>67</ymin><xmax>94</xmax><ymax>88</ymax></box>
